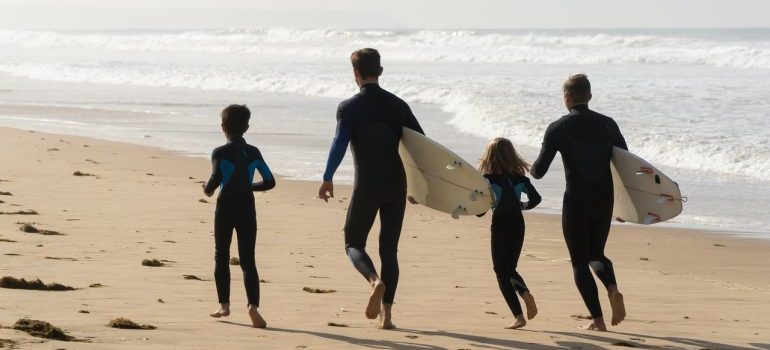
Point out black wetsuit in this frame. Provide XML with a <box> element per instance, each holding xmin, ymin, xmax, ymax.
<box><xmin>484</xmin><ymin>174</ymin><xmax>541</xmax><ymax>317</ymax></box>
<box><xmin>530</xmin><ymin>104</ymin><xmax>627</xmax><ymax>318</ymax></box>
<box><xmin>204</xmin><ymin>136</ymin><xmax>275</xmax><ymax>306</ymax></box>
<box><xmin>323</xmin><ymin>83</ymin><xmax>424</xmax><ymax>304</ymax></box>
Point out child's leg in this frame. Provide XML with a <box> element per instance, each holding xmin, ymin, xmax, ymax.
<box><xmin>214</xmin><ymin>211</ymin><xmax>235</xmax><ymax>305</ymax></box>
<box><xmin>235</xmin><ymin>212</ymin><xmax>259</xmax><ymax>307</ymax></box>
<box><xmin>210</xmin><ymin>210</ymin><xmax>235</xmax><ymax>318</ymax></box>
<box><xmin>511</xmin><ymin>221</ymin><xmax>537</xmax><ymax>320</ymax></box>
<box><xmin>235</xmin><ymin>210</ymin><xmax>266</xmax><ymax>328</ymax></box>
<box><xmin>491</xmin><ymin>223</ymin><xmax>524</xmax><ymax>319</ymax></box>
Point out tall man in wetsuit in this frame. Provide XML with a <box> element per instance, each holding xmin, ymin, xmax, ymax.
<box><xmin>318</xmin><ymin>48</ymin><xmax>424</xmax><ymax>330</ymax></box>
<box><xmin>530</xmin><ymin>74</ymin><xmax>627</xmax><ymax>331</ymax></box>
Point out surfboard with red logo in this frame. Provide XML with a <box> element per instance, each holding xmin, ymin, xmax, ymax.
<box><xmin>610</xmin><ymin>147</ymin><xmax>685</xmax><ymax>224</ymax></box>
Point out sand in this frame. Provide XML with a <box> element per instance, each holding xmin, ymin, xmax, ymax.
<box><xmin>0</xmin><ymin>126</ymin><xmax>767</xmax><ymax>349</ymax></box>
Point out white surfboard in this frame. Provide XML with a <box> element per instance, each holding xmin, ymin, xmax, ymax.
<box><xmin>610</xmin><ymin>147</ymin><xmax>685</xmax><ymax>224</ymax></box>
<box><xmin>399</xmin><ymin>128</ymin><xmax>494</xmax><ymax>218</ymax></box>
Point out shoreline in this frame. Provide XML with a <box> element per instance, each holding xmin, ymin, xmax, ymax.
<box><xmin>1</xmin><ymin>126</ymin><xmax>768</xmax><ymax>349</ymax></box>
<box><xmin>0</xmin><ymin>120</ymin><xmax>765</xmax><ymax>239</ymax></box>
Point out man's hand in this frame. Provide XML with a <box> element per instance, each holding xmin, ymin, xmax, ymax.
<box><xmin>318</xmin><ymin>181</ymin><xmax>334</xmax><ymax>202</ymax></box>
<box><xmin>407</xmin><ymin>195</ymin><xmax>418</xmax><ymax>205</ymax></box>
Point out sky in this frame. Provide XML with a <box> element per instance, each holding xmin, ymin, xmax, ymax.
<box><xmin>0</xmin><ymin>0</ymin><xmax>769</xmax><ymax>29</ymax></box>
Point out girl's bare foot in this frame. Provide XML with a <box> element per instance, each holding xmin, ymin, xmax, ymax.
<box><xmin>377</xmin><ymin>303</ymin><xmax>396</xmax><ymax>329</ymax></box>
<box><xmin>248</xmin><ymin>305</ymin><xmax>267</xmax><ymax>328</ymax></box>
<box><xmin>209</xmin><ymin>303</ymin><xmax>230</xmax><ymax>318</ymax></box>
<box><xmin>580</xmin><ymin>316</ymin><xmax>607</xmax><ymax>331</ymax></box>
<box><xmin>609</xmin><ymin>290</ymin><xmax>626</xmax><ymax>326</ymax></box>
<box><xmin>522</xmin><ymin>292</ymin><xmax>538</xmax><ymax>320</ymax></box>
<box><xmin>505</xmin><ymin>315</ymin><xmax>527</xmax><ymax>329</ymax></box>
<box><xmin>365</xmin><ymin>279</ymin><xmax>386</xmax><ymax>319</ymax></box>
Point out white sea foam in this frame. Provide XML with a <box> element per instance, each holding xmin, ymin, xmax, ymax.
<box><xmin>1</xmin><ymin>56</ymin><xmax>769</xmax><ymax>182</ymax></box>
<box><xmin>1</xmin><ymin>29</ymin><xmax>770</xmax><ymax>69</ymax></box>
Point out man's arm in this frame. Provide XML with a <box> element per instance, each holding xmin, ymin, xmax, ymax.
<box><xmin>404</xmin><ymin>104</ymin><xmax>425</xmax><ymax>135</ymax></box>
<box><xmin>319</xmin><ymin>104</ymin><xmax>351</xmax><ymax>202</ymax></box>
<box><xmin>611</xmin><ymin>120</ymin><xmax>628</xmax><ymax>151</ymax></box>
<box><xmin>530</xmin><ymin>121</ymin><xmax>561</xmax><ymax>179</ymax></box>
<box><xmin>203</xmin><ymin>151</ymin><xmax>222</xmax><ymax>197</ymax></box>
<box><xmin>322</xmin><ymin>106</ymin><xmax>352</xmax><ymax>182</ymax></box>
<box><xmin>251</xmin><ymin>150</ymin><xmax>276</xmax><ymax>192</ymax></box>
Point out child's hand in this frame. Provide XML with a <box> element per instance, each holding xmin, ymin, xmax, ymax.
<box><xmin>318</xmin><ymin>181</ymin><xmax>334</xmax><ymax>202</ymax></box>
<box><xmin>202</xmin><ymin>183</ymin><xmax>214</xmax><ymax>197</ymax></box>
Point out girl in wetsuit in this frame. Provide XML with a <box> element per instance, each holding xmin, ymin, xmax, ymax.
<box><xmin>478</xmin><ymin>137</ymin><xmax>541</xmax><ymax>329</ymax></box>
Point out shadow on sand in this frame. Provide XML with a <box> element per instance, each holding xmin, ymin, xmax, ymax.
<box><xmin>217</xmin><ymin>320</ymin><xmax>763</xmax><ymax>350</ymax></box>
<box><xmin>546</xmin><ymin>330</ymin><xmax>765</xmax><ymax>350</ymax></box>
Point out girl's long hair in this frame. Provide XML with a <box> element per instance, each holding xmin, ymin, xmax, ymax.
<box><xmin>478</xmin><ymin>137</ymin><xmax>530</xmax><ymax>177</ymax></box>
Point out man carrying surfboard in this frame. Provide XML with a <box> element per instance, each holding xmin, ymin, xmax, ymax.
<box><xmin>530</xmin><ymin>74</ymin><xmax>628</xmax><ymax>331</ymax></box>
<box><xmin>318</xmin><ymin>48</ymin><xmax>424</xmax><ymax>329</ymax></box>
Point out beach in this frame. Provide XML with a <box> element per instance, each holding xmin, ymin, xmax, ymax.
<box><xmin>1</xmin><ymin>126</ymin><xmax>768</xmax><ymax>349</ymax></box>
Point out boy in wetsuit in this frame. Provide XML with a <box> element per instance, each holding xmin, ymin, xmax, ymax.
<box><xmin>531</xmin><ymin>74</ymin><xmax>627</xmax><ymax>331</ymax></box>
<box><xmin>202</xmin><ymin>104</ymin><xmax>276</xmax><ymax>328</ymax></box>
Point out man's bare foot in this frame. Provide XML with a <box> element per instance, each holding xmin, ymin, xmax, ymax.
<box><xmin>209</xmin><ymin>303</ymin><xmax>230</xmax><ymax>318</ymax></box>
<box><xmin>378</xmin><ymin>303</ymin><xmax>396</xmax><ymax>329</ymax></box>
<box><xmin>365</xmin><ymin>279</ymin><xmax>386</xmax><ymax>319</ymax></box>
<box><xmin>609</xmin><ymin>291</ymin><xmax>626</xmax><ymax>326</ymax></box>
<box><xmin>522</xmin><ymin>292</ymin><xmax>538</xmax><ymax>320</ymax></box>
<box><xmin>248</xmin><ymin>305</ymin><xmax>267</xmax><ymax>328</ymax></box>
<box><xmin>505</xmin><ymin>315</ymin><xmax>526</xmax><ymax>329</ymax></box>
<box><xmin>580</xmin><ymin>317</ymin><xmax>607</xmax><ymax>331</ymax></box>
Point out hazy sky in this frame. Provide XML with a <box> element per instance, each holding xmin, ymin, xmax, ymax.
<box><xmin>1</xmin><ymin>0</ymin><xmax>769</xmax><ymax>29</ymax></box>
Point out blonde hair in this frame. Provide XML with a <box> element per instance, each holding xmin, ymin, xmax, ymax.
<box><xmin>478</xmin><ymin>137</ymin><xmax>530</xmax><ymax>177</ymax></box>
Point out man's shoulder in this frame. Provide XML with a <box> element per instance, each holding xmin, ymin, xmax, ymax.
<box><xmin>380</xmin><ymin>88</ymin><xmax>409</xmax><ymax>107</ymax></box>
<box><xmin>337</xmin><ymin>92</ymin><xmax>365</xmax><ymax>112</ymax></box>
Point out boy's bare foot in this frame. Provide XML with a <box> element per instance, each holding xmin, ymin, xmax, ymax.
<box><xmin>609</xmin><ymin>290</ymin><xmax>626</xmax><ymax>326</ymax></box>
<box><xmin>580</xmin><ymin>317</ymin><xmax>607</xmax><ymax>331</ymax></box>
<box><xmin>505</xmin><ymin>315</ymin><xmax>527</xmax><ymax>329</ymax></box>
<box><xmin>248</xmin><ymin>305</ymin><xmax>267</xmax><ymax>328</ymax></box>
<box><xmin>209</xmin><ymin>303</ymin><xmax>230</xmax><ymax>318</ymax></box>
<box><xmin>365</xmin><ymin>279</ymin><xmax>386</xmax><ymax>319</ymax></box>
<box><xmin>378</xmin><ymin>303</ymin><xmax>396</xmax><ymax>329</ymax></box>
<box><xmin>522</xmin><ymin>292</ymin><xmax>538</xmax><ymax>320</ymax></box>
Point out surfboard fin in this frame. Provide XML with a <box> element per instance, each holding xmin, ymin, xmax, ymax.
<box><xmin>451</xmin><ymin>206</ymin><xmax>467</xmax><ymax>219</ymax></box>
<box><xmin>656</xmin><ymin>194</ymin><xmax>674</xmax><ymax>204</ymax></box>
<box><xmin>643</xmin><ymin>212</ymin><xmax>661</xmax><ymax>225</ymax></box>
<box><xmin>446</xmin><ymin>160</ymin><xmax>463</xmax><ymax>170</ymax></box>
<box><xmin>635</xmin><ymin>167</ymin><xmax>654</xmax><ymax>175</ymax></box>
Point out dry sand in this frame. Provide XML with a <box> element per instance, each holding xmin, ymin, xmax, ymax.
<box><xmin>0</xmin><ymin>127</ymin><xmax>768</xmax><ymax>349</ymax></box>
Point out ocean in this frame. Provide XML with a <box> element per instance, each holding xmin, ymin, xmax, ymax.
<box><xmin>0</xmin><ymin>28</ymin><xmax>768</xmax><ymax>234</ymax></box>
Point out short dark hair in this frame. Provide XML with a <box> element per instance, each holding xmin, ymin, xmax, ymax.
<box><xmin>221</xmin><ymin>104</ymin><xmax>250</xmax><ymax>136</ymax></box>
<box><xmin>563</xmin><ymin>74</ymin><xmax>591</xmax><ymax>103</ymax></box>
<box><xmin>350</xmin><ymin>48</ymin><xmax>381</xmax><ymax>78</ymax></box>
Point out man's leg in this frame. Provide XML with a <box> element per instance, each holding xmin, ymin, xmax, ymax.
<box><xmin>588</xmin><ymin>191</ymin><xmax>625</xmax><ymax>326</ymax></box>
<box><xmin>344</xmin><ymin>190</ymin><xmax>385</xmax><ymax>320</ymax></box>
<box><xmin>376</xmin><ymin>194</ymin><xmax>406</xmax><ymax>329</ymax></box>
<box><xmin>563</xmin><ymin>195</ymin><xmax>606</xmax><ymax>330</ymax></box>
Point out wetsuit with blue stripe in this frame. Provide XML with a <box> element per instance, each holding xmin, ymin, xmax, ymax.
<box><xmin>531</xmin><ymin>104</ymin><xmax>627</xmax><ymax>319</ymax></box>
<box><xmin>323</xmin><ymin>83</ymin><xmax>424</xmax><ymax>304</ymax></box>
<box><xmin>204</xmin><ymin>136</ymin><xmax>275</xmax><ymax>306</ymax></box>
<box><xmin>483</xmin><ymin>173</ymin><xmax>541</xmax><ymax>318</ymax></box>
